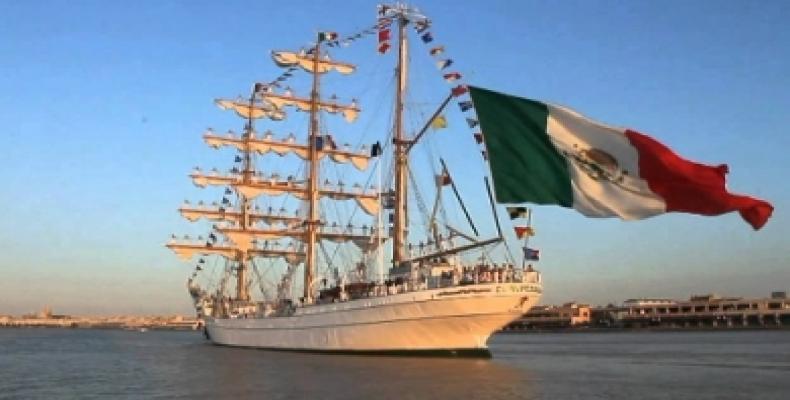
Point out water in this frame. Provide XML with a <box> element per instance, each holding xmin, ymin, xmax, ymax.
<box><xmin>1</xmin><ymin>329</ymin><xmax>788</xmax><ymax>399</ymax></box>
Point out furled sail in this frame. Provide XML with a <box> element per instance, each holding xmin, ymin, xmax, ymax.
<box><xmin>190</xmin><ymin>170</ymin><xmax>380</xmax><ymax>215</ymax></box>
<box><xmin>216</xmin><ymin>226</ymin><xmax>302</xmax><ymax>252</ymax></box>
<box><xmin>271</xmin><ymin>50</ymin><xmax>356</xmax><ymax>75</ymax></box>
<box><xmin>166</xmin><ymin>240</ymin><xmax>304</xmax><ymax>265</ymax></box>
<box><xmin>215</xmin><ymin>98</ymin><xmax>286</xmax><ymax>121</ymax></box>
<box><xmin>215</xmin><ymin>225</ymin><xmax>385</xmax><ymax>254</ymax></box>
<box><xmin>259</xmin><ymin>91</ymin><xmax>359</xmax><ymax>123</ymax></box>
<box><xmin>167</xmin><ymin>241</ymin><xmax>237</xmax><ymax>261</ymax></box>
<box><xmin>203</xmin><ymin>129</ymin><xmax>371</xmax><ymax>170</ymax></box>
<box><xmin>189</xmin><ymin>169</ymin><xmax>242</xmax><ymax>187</ymax></box>
<box><xmin>178</xmin><ymin>203</ymin><xmax>301</xmax><ymax>226</ymax></box>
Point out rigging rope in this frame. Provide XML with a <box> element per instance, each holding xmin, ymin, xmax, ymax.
<box><xmin>407</xmin><ymin>166</ymin><xmax>431</xmax><ymax>240</ymax></box>
<box><xmin>250</xmin><ymin>258</ymin><xmax>274</xmax><ymax>302</ymax></box>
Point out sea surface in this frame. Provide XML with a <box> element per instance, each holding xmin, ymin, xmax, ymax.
<box><xmin>0</xmin><ymin>328</ymin><xmax>788</xmax><ymax>399</ymax></box>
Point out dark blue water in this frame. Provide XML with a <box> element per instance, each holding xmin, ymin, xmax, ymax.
<box><xmin>1</xmin><ymin>329</ymin><xmax>788</xmax><ymax>399</ymax></box>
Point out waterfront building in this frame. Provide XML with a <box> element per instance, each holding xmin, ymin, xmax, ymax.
<box><xmin>505</xmin><ymin>292</ymin><xmax>789</xmax><ymax>331</ymax></box>
<box><xmin>622</xmin><ymin>298</ymin><xmax>675</xmax><ymax>307</ymax></box>
<box><xmin>506</xmin><ymin>302</ymin><xmax>591</xmax><ymax>330</ymax></box>
<box><xmin>617</xmin><ymin>292</ymin><xmax>790</xmax><ymax>328</ymax></box>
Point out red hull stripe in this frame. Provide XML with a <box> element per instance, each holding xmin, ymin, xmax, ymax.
<box><xmin>625</xmin><ymin>129</ymin><xmax>773</xmax><ymax>230</ymax></box>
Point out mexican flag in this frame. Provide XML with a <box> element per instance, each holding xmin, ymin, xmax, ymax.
<box><xmin>469</xmin><ymin>86</ymin><xmax>773</xmax><ymax>230</ymax></box>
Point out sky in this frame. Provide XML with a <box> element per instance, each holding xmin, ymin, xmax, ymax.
<box><xmin>0</xmin><ymin>0</ymin><xmax>788</xmax><ymax>315</ymax></box>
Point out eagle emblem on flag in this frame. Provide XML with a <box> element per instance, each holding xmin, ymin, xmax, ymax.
<box><xmin>565</xmin><ymin>145</ymin><xmax>628</xmax><ymax>184</ymax></box>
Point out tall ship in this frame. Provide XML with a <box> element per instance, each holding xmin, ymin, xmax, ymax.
<box><xmin>166</xmin><ymin>4</ymin><xmax>542</xmax><ymax>356</ymax></box>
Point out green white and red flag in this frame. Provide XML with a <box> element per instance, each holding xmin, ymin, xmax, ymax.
<box><xmin>469</xmin><ymin>86</ymin><xmax>773</xmax><ymax>230</ymax></box>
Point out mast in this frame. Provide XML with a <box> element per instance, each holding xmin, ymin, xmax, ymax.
<box><xmin>521</xmin><ymin>209</ymin><xmax>532</xmax><ymax>269</ymax></box>
<box><xmin>235</xmin><ymin>92</ymin><xmax>256</xmax><ymax>302</ymax></box>
<box><xmin>392</xmin><ymin>13</ymin><xmax>409</xmax><ymax>267</ymax></box>
<box><xmin>304</xmin><ymin>39</ymin><xmax>322</xmax><ymax>304</ymax></box>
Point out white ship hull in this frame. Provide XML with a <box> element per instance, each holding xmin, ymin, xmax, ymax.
<box><xmin>205</xmin><ymin>282</ymin><xmax>541</xmax><ymax>356</ymax></box>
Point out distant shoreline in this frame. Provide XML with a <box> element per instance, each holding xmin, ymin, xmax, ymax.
<box><xmin>500</xmin><ymin>325</ymin><xmax>790</xmax><ymax>334</ymax></box>
<box><xmin>0</xmin><ymin>316</ymin><xmax>200</xmax><ymax>331</ymax></box>
<box><xmin>0</xmin><ymin>324</ymin><xmax>197</xmax><ymax>331</ymax></box>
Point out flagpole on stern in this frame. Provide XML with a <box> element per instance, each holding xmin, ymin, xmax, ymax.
<box><xmin>522</xmin><ymin>208</ymin><xmax>532</xmax><ymax>270</ymax></box>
